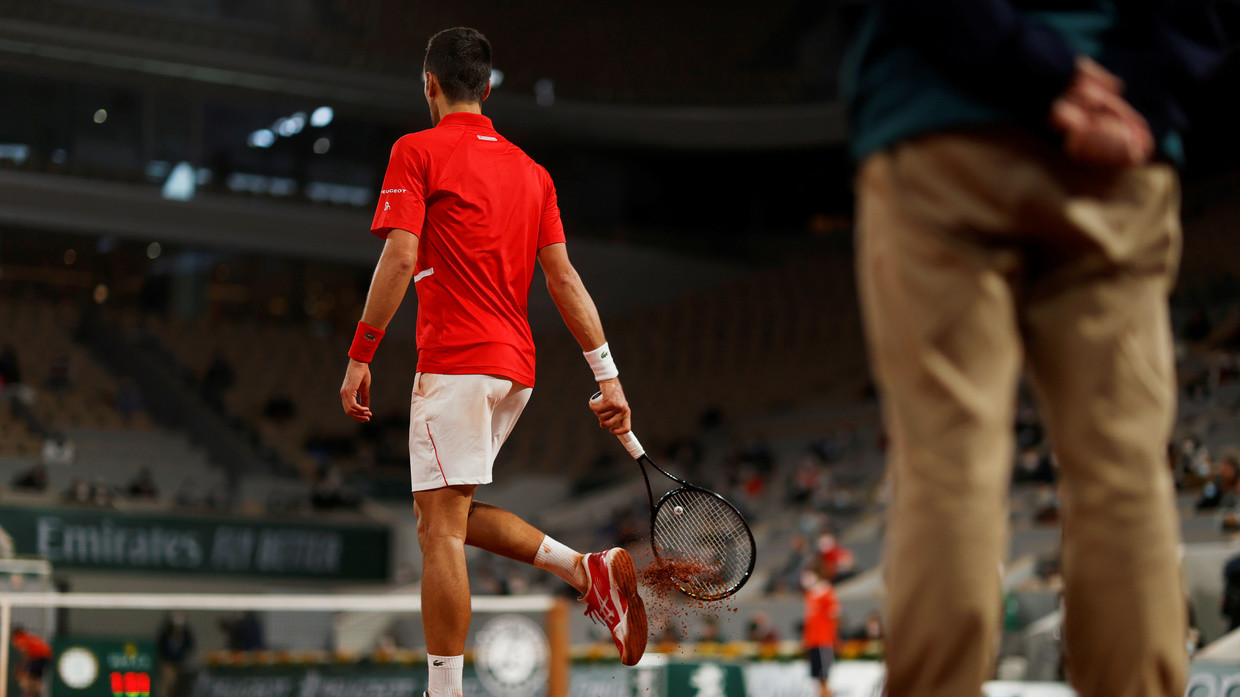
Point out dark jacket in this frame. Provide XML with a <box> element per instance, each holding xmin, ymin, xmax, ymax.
<box><xmin>845</xmin><ymin>0</ymin><xmax>1239</xmax><ymax>161</ymax></box>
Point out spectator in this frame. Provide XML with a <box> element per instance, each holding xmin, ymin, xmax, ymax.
<box><xmin>127</xmin><ymin>467</ymin><xmax>159</xmax><ymax>499</ymax></box>
<box><xmin>1014</xmin><ymin>447</ymin><xmax>1056</xmax><ymax>485</ymax></box>
<box><xmin>738</xmin><ymin>436</ymin><xmax>775</xmax><ymax>474</ymax></box>
<box><xmin>10</xmin><ymin>463</ymin><xmax>47</xmax><ymax>492</ymax></box>
<box><xmin>817</xmin><ymin>533</ymin><xmax>856</xmax><ymax>582</ymax></box>
<box><xmin>862</xmin><ymin>611</ymin><xmax>884</xmax><ymax>642</ymax></box>
<box><xmin>802</xmin><ymin>567</ymin><xmax>841</xmax><ymax>697</ymax></box>
<box><xmin>62</xmin><ymin>477</ymin><xmax>90</xmax><ymax>504</ymax></box>
<box><xmin>218</xmin><ymin>611</ymin><xmax>265</xmax><ymax>651</ymax></box>
<box><xmin>789</xmin><ymin>456</ymin><xmax>824</xmax><ymax>505</ymax></box>
<box><xmin>1197</xmin><ymin>455</ymin><xmax>1240</xmax><ymax>510</ymax></box>
<box><xmin>768</xmin><ymin>533</ymin><xmax>812</xmax><ymax>594</ymax></box>
<box><xmin>311</xmin><ymin>465</ymin><xmax>357</xmax><ymax>510</ymax></box>
<box><xmin>89</xmin><ymin>478</ymin><xmax>115</xmax><ymax>507</ymax></box>
<box><xmin>1180</xmin><ymin>437</ymin><xmax>1212</xmax><ymax>485</ymax></box>
<box><xmin>695</xmin><ymin>616</ymin><xmax>724</xmax><ymax>643</ymax></box>
<box><xmin>10</xmin><ymin>625</ymin><xmax>51</xmax><ymax>697</ymax></box>
<box><xmin>156</xmin><ymin>611</ymin><xmax>195</xmax><ymax>697</ymax></box>
<box><xmin>41</xmin><ymin>432</ymin><xmax>75</xmax><ymax>467</ymax></box>
<box><xmin>746</xmin><ymin>611</ymin><xmax>780</xmax><ymax>644</ymax></box>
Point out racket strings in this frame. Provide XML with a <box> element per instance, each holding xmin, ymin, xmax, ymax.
<box><xmin>653</xmin><ymin>488</ymin><xmax>753</xmax><ymax>598</ymax></box>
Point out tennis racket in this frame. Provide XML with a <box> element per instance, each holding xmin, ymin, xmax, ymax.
<box><xmin>594</xmin><ymin>394</ymin><xmax>756</xmax><ymax>600</ymax></box>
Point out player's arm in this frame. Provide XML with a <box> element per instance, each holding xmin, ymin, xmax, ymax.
<box><xmin>339</xmin><ymin>228</ymin><xmax>419</xmax><ymax>423</ymax></box>
<box><xmin>538</xmin><ymin>242</ymin><xmax>631</xmax><ymax>435</ymax></box>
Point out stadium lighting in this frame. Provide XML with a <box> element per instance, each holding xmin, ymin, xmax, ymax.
<box><xmin>311</xmin><ymin>106</ymin><xmax>334</xmax><ymax>127</ymax></box>
<box><xmin>248</xmin><ymin>129</ymin><xmax>275</xmax><ymax>148</ymax></box>
<box><xmin>313</xmin><ymin>137</ymin><xmax>331</xmax><ymax>154</ymax></box>
<box><xmin>162</xmin><ymin>161</ymin><xmax>197</xmax><ymax>201</ymax></box>
<box><xmin>278</xmin><ymin>113</ymin><xmax>306</xmax><ymax>137</ymax></box>
<box><xmin>490</xmin><ymin>69</ymin><xmax>505</xmax><ymax>88</ymax></box>
<box><xmin>93</xmin><ymin>109</ymin><xmax>107</xmax><ymax>124</ymax></box>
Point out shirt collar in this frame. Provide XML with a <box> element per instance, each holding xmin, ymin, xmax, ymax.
<box><xmin>436</xmin><ymin>112</ymin><xmax>494</xmax><ymax>130</ymax></box>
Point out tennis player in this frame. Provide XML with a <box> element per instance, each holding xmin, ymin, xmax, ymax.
<box><xmin>339</xmin><ymin>27</ymin><xmax>647</xmax><ymax>697</ymax></box>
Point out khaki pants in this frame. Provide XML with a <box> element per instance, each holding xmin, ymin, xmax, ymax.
<box><xmin>856</xmin><ymin>129</ymin><xmax>1186</xmax><ymax>697</ymax></box>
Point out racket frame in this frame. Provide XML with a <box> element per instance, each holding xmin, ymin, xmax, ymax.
<box><xmin>624</xmin><ymin>430</ymin><xmax>757</xmax><ymax>600</ymax></box>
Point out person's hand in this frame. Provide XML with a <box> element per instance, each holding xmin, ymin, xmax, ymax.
<box><xmin>1050</xmin><ymin>57</ymin><xmax>1154</xmax><ymax>168</ymax></box>
<box><xmin>590</xmin><ymin>378</ymin><xmax>631</xmax><ymax>435</ymax></box>
<box><xmin>340</xmin><ymin>359</ymin><xmax>372</xmax><ymax>423</ymax></box>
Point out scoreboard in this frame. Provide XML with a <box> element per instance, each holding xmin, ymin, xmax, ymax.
<box><xmin>52</xmin><ymin>639</ymin><xmax>156</xmax><ymax>697</ymax></box>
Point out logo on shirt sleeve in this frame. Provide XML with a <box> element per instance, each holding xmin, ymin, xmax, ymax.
<box><xmin>384</xmin><ymin>201</ymin><xmax>391</xmax><ymax>211</ymax></box>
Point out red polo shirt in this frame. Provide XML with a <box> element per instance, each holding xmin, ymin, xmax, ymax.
<box><xmin>371</xmin><ymin>112</ymin><xmax>565</xmax><ymax>386</ymax></box>
<box><xmin>803</xmin><ymin>582</ymin><xmax>840</xmax><ymax>649</ymax></box>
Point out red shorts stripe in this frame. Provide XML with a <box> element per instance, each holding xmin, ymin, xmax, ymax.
<box><xmin>426</xmin><ymin>423</ymin><xmax>449</xmax><ymax>486</ymax></box>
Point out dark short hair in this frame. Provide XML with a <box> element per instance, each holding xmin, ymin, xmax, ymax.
<box><xmin>424</xmin><ymin>27</ymin><xmax>492</xmax><ymax>104</ymax></box>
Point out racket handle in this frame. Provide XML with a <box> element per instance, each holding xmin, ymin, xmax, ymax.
<box><xmin>590</xmin><ymin>392</ymin><xmax>645</xmax><ymax>458</ymax></box>
<box><xmin>619</xmin><ymin>431</ymin><xmax>645</xmax><ymax>459</ymax></box>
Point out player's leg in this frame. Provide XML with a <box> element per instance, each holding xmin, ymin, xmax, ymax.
<box><xmin>1021</xmin><ymin>162</ymin><xmax>1185</xmax><ymax>697</ymax></box>
<box><xmin>821</xmin><ymin>647</ymin><xmax>834</xmax><ymax>697</ymax></box>
<box><xmin>464</xmin><ymin>500</ymin><xmax>589</xmax><ymax>592</ymax></box>
<box><xmin>856</xmin><ymin>135</ymin><xmax>1024</xmax><ymax>697</ymax></box>
<box><xmin>471</xmin><ymin>378</ymin><xmax>646</xmax><ymax>665</ymax></box>
<box><xmin>414</xmin><ymin>484</ymin><xmax>475</xmax><ymax>697</ymax></box>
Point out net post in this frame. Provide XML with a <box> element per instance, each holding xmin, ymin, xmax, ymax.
<box><xmin>0</xmin><ymin>593</ymin><xmax>10</xmax><ymax>697</ymax></box>
<box><xmin>546</xmin><ymin>597</ymin><xmax>570</xmax><ymax>697</ymax></box>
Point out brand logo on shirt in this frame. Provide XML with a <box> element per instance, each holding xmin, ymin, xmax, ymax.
<box><xmin>477</xmin><ymin>135</ymin><xmax>498</xmax><ymax>141</ymax></box>
<box><xmin>384</xmin><ymin>201</ymin><xmax>391</xmax><ymax>211</ymax></box>
<box><xmin>380</xmin><ymin>188</ymin><xmax>407</xmax><ymax>194</ymax></box>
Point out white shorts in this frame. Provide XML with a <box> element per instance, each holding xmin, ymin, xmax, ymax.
<box><xmin>408</xmin><ymin>372</ymin><xmax>532</xmax><ymax>492</ymax></box>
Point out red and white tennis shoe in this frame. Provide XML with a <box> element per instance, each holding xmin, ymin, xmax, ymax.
<box><xmin>581</xmin><ymin>548</ymin><xmax>648</xmax><ymax>666</ymax></box>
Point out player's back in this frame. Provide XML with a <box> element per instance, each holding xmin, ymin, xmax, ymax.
<box><xmin>371</xmin><ymin>112</ymin><xmax>565</xmax><ymax>387</ymax></box>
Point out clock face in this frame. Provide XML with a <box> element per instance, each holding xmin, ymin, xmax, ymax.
<box><xmin>473</xmin><ymin>615</ymin><xmax>549</xmax><ymax>697</ymax></box>
<box><xmin>58</xmin><ymin>647</ymin><xmax>100</xmax><ymax>689</ymax></box>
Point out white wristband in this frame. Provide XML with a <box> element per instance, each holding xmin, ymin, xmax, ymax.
<box><xmin>584</xmin><ymin>342</ymin><xmax>619</xmax><ymax>381</ymax></box>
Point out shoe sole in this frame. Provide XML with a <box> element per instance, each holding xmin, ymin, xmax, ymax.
<box><xmin>609</xmin><ymin>548</ymin><xmax>648</xmax><ymax>666</ymax></box>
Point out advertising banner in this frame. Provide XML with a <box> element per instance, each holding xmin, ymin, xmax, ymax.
<box><xmin>0</xmin><ymin>506</ymin><xmax>389</xmax><ymax>580</ymax></box>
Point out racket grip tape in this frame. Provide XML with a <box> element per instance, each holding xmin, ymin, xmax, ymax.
<box><xmin>619</xmin><ymin>431</ymin><xmax>645</xmax><ymax>459</ymax></box>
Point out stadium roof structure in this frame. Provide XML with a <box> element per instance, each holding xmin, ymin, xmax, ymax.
<box><xmin>0</xmin><ymin>0</ymin><xmax>859</xmax><ymax>149</ymax></box>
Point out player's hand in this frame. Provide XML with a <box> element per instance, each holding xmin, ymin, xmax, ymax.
<box><xmin>590</xmin><ymin>378</ymin><xmax>631</xmax><ymax>435</ymax></box>
<box><xmin>340</xmin><ymin>359</ymin><xmax>372</xmax><ymax>423</ymax></box>
<box><xmin>1050</xmin><ymin>57</ymin><xmax>1153</xmax><ymax>168</ymax></box>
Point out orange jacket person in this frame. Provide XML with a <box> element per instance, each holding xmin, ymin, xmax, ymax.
<box><xmin>802</xmin><ymin>568</ymin><xmax>840</xmax><ymax>697</ymax></box>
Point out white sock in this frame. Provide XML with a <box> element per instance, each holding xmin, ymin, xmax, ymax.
<box><xmin>427</xmin><ymin>654</ymin><xmax>463</xmax><ymax>697</ymax></box>
<box><xmin>534</xmin><ymin>535</ymin><xmax>585</xmax><ymax>591</ymax></box>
